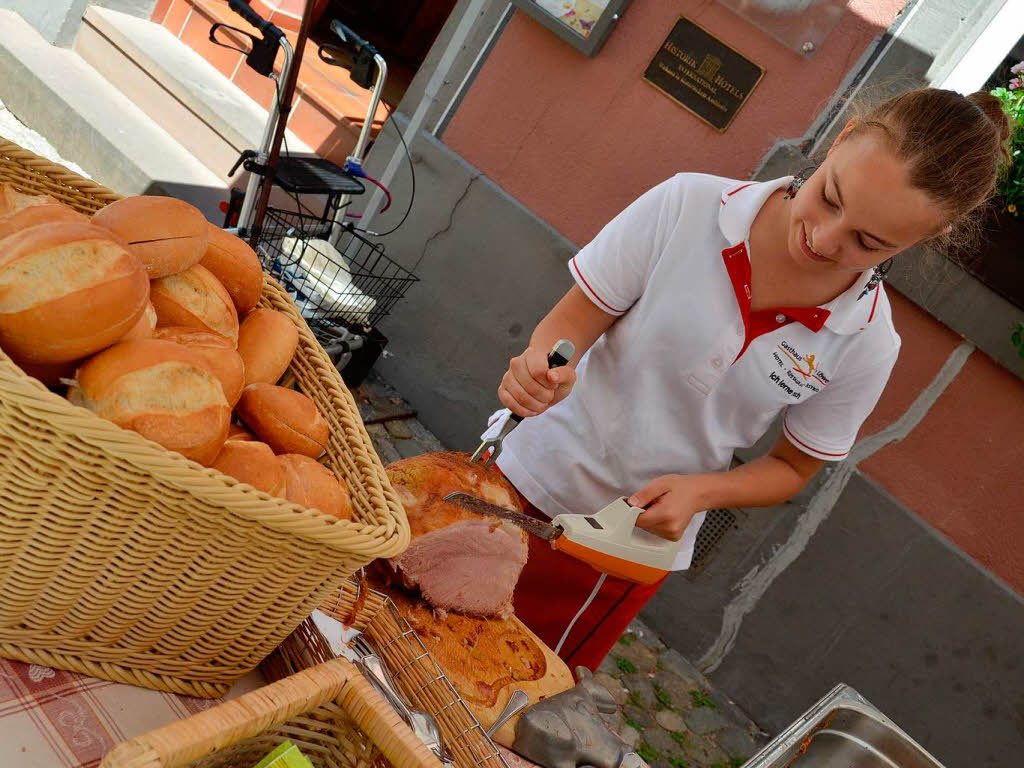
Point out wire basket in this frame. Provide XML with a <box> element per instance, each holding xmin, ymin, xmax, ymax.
<box><xmin>255</xmin><ymin>207</ymin><xmax>418</xmax><ymax>338</ymax></box>
<box><xmin>263</xmin><ymin>579</ymin><xmax>508</xmax><ymax>768</ymax></box>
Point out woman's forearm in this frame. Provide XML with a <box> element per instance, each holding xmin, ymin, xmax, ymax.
<box><xmin>691</xmin><ymin>433</ymin><xmax>824</xmax><ymax>510</ymax></box>
<box><xmin>690</xmin><ymin>456</ymin><xmax>808</xmax><ymax>510</ymax></box>
<box><xmin>529</xmin><ymin>285</ymin><xmax>616</xmax><ymax>366</ymax></box>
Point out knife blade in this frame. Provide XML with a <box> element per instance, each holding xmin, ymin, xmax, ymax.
<box><xmin>444</xmin><ymin>492</ymin><xmax>563</xmax><ymax>542</ymax></box>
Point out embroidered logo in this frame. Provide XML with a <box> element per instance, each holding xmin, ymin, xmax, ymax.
<box><xmin>769</xmin><ymin>342</ymin><xmax>829</xmax><ymax>399</ymax></box>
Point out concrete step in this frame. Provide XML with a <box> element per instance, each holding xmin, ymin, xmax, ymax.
<box><xmin>0</xmin><ymin>9</ymin><xmax>228</xmax><ymax>220</ymax></box>
<box><xmin>75</xmin><ymin>5</ymin><xmax>311</xmax><ymax>182</ymax></box>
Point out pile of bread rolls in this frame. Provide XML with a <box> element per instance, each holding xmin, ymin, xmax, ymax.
<box><xmin>0</xmin><ymin>185</ymin><xmax>352</xmax><ymax>520</ymax></box>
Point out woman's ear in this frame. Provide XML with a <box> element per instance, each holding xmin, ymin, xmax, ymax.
<box><xmin>827</xmin><ymin>119</ymin><xmax>859</xmax><ymax>156</ymax></box>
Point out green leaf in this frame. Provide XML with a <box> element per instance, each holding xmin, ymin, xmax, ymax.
<box><xmin>616</xmin><ymin>657</ymin><xmax>637</xmax><ymax>674</ymax></box>
<box><xmin>1012</xmin><ymin>330</ymin><xmax>1022</xmax><ymax>347</ymax></box>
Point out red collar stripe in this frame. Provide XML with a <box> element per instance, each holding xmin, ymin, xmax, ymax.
<box><xmin>722</xmin><ymin>245</ymin><xmax>831</xmax><ymax>362</ymax></box>
<box><xmin>867</xmin><ymin>283</ymin><xmax>881</xmax><ymax>324</ymax></box>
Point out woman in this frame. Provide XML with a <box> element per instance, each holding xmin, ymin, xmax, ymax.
<box><xmin>489</xmin><ymin>88</ymin><xmax>1011</xmax><ymax>671</ymax></box>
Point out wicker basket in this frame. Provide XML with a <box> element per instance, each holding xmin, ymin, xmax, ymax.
<box><xmin>262</xmin><ymin>580</ymin><xmax>507</xmax><ymax>768</ymax></box>
<box><xmin>100</xmin><ymin>657</ymin><xmax>440</xmax><ymax>768</ymax></box>
<box><xmin>0</xmin><ymin>140</ymin><xmax>410</xmax><ymax>698</ymax></box>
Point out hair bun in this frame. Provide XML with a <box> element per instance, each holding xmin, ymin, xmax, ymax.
<box><xmin>968</xmin><ymin>90</ymin><xmax>1013</xmax><ymax>162</ymax></box>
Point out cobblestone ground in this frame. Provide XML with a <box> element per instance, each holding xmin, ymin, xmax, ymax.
<box><xmin>354</xmin><ymin>372</ymin><xmax>771</xmax><ymax>767</ymax></box>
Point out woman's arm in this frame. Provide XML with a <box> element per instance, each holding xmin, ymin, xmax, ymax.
<box><xmin>499</xmin><ymin>285</ymin><xmax>616</xmax><ymax>417</ymax></box>
<box><xmin>628</xmin><ymin>433</ymin><xmax>824</xmax><ymax>540</ymax></box>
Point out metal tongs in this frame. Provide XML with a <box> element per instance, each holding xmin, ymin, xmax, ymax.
<box><xmin>470</xmin><ymin>339</ymin><xmax>575</xmax><ymax>469</ymax></box>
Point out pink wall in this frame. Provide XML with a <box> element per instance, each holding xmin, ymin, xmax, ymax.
<box><xmin>444</xmin><ymin>0</ymin><xmax>905</xmax><ymax>246</ymax></box>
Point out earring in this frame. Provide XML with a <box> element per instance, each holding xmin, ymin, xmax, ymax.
<box><xmin>858</xmin><ymin>258</ymin><xmax>892</xmax><ymax>300</ymax></box>
<box><xmin>783</xmin><ymin>176</ymin><xmax>805</xmax><ymax>200</ymax></box>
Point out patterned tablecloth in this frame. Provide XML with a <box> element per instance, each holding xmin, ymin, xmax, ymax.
<box><xmin>1</xmin><ymin>658</ymin><xmax>265</xmax><ymax>767</ymax></box>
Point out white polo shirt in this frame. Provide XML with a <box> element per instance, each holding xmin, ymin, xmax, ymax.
<box><xmin>496</xmin><ymin>173</ymin><xmax>901</xmax><ymax>570</ymax></box>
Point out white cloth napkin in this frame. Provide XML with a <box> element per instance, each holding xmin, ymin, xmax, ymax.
<box><xmin>481</xmin><ymin>407</ymin><xmax>513</xmax><ymax>441</ymax></box>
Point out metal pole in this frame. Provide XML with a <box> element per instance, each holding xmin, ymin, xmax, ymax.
<box><xmin>247</xmin><ymin>0</ymin><xmax>317</xmax><ymax>248</ymax></box>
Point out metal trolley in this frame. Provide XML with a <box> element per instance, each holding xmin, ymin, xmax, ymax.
<box><xmin>216</xmin><ymin>1</ymin><xmax>418</xmax><ymax>385</ymax></box>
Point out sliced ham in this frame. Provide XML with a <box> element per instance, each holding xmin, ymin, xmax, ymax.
<box><xmin>385</xmin><ymin>451</ymin><xmax>529</xmax><ymax>617</ymax></box>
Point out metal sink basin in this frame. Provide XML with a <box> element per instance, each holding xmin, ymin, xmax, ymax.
<box><xmin>743</xmin><ymin>684</ymin><xmax>944</xmax><ymax>767</ymax></box>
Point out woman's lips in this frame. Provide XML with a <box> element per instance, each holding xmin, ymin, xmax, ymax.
<box><xmin>800</xmin><ymin>225</ymin><xmax>831</xmax><ymax>263</ymax></box>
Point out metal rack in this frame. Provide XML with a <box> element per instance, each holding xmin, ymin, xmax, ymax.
<box><xmin>267</xmin><ymin>580</ymin><xmax>508</xmax><ymax>768</ymax></box>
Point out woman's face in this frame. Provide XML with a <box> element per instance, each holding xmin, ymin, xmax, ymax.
<box><xmin>785</xmin><ymin>128</ymin><xmax>948</xmax><ymax>274</ymax></box>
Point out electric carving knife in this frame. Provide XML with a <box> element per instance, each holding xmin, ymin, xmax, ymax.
<box><xmin>444</xmin><ymin>492</ymin><xmax>679</xmax><ymax>584</ymax></box>
<box><xmin>469</xmin><ymin>339</ymin><xmax>575</xmax><ymax>469</ymax></box>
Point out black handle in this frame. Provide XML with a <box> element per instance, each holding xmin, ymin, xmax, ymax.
<box><xmin>331</xmin><ymin>19</ymin><xmax>377</xmax><ymax>56</ymax></box>
<box><xmin>510</xmin><ymin>339</ymin><xmax>575</xmax><ymax>424</ymax></box>
<box><xmin>228</xmin><ymin>0</ymin><xmax>284</xmax><ymax>41</ymax></box>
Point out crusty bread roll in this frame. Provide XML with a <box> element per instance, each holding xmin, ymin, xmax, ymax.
<box><xmin>279</xmin><ymin>453</ymin><xmax>352</xmax><ymax>519</ymax></box>
<box><xmin>228</xmin><ymin>423</ymin><xmax>255</xmax><ymax>441</ymax></box>
<box><xmin>0</xmin><ymin>183</ymin><xmax>56</xmax><ymax>215</ymax></box>
<box><xmin>152</xmin><ymin>326</ymin><xmax>245</xmax><ymax>406</ymax></box>
<box><xmin>236</xmin><ymin>383</ymin><xmax>329</xmax><ymax>457</ymax></box>
<box><xmin>200</xmin><ymin>225</ymin><xmax>263</xmax><ymax>314</ymax></box>
<box><xmin>0</xmin><ymin>203</ymin><xmax>88</xmax><ymax>240</ymax></box>
<box><xmin>211</xmin><ymin>440</ymin><xmax>286</xmax><ymax>496</ymax></box>
<box><xmin>121</xmin><ymin>302</ymin><xmax>157</xmax><ymax>341</ymax></box>
<box><xmin>150</xmin><ymin>264</ymin><xmax>239</xmax><ymax>345</ymax></box>
<box><xmin>237</xmin><ymin>308</ymin><xmax>298</xmax><ymax>386</ymax></box>
<box><xmin>92</xmin><ymin>196</ymin><xmax>209</xmax><ymax>278</ymax></box>
<box><xmin>0</xmin><ymin>222</ymin><xmax>150</xmax><ymax>363</ymax></box>
<box><xmin>69</xmin><ymin>338</ymin><xmax>230</xmax><ymax>464</ymax></box>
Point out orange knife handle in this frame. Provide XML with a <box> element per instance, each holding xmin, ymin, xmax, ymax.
<box><xmin>553</xmin><ymin>537</ymin><xmax>669</xmax><ymax>585</ymax></box>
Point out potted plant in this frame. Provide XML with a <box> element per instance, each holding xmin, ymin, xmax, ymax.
<box><xmin>964</xmin><ymin>62</ymin><xmax>1024</xmax><ymax>355</ymax></box>
<box><xmin>992</xmin><ymin>63</ymin><xmax>1024</xmax><ymax>219</ymax></box>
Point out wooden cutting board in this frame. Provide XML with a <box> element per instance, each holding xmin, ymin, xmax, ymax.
<box><xmin>382</xmin><ymin>586</ymin><xmax>575</xmax><ymax>746</ymax></box>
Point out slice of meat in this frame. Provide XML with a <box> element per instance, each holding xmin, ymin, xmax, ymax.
<box><xmin>385</xmin><ymin>451</ymin><xmax>529</xmax><ymax>617</ymax></box>
<box><xmin>395</xmin><ymin>519</ymin><xmax>527</xmax><ymax>616</ymax></box>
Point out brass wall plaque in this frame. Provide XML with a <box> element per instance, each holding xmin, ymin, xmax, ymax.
<box><xmin>643</xmin><ymin>17</ymin><xmax>765</xmax><ymax>132</ymax></box>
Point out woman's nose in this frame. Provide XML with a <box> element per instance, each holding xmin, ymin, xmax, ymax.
<box><xmin>810</xmin><ymin>221</ymin><xmax>842</xmax><ymax>256</ymax></box>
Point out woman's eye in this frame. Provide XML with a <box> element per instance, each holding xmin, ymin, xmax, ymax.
<box><xmin>858</xmin><ymin>236</ymin><xmax>881</xmax><ymax>252</ymax></box>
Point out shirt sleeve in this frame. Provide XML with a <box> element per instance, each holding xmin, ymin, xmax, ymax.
<box><xmin>569</xmin><ymin>174</ymin><xmax>687</xmax><ymax>316</ymax></box>
<box><xmin>782</xmin><ymin>346</ymin><xmax>900</xmax><ymax>461</ymax></box>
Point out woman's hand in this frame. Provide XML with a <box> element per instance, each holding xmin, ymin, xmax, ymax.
<box><xmin>498</xmin><ymin>346</ymin><xmax>577</xmax><ymax>417</ymax></box>
<box><xmin>628</xmin><ymin>475</ymin><xmax>710</xmax><ymax>541</ymax></box>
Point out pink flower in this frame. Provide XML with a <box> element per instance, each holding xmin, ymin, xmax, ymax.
<box><xmin>1011</xmin><ymin>62</ymin><xmax>1024</xmax><ymax>75</ymax></box>
<box><xmin>1010</xmin><ymin>78</ymin><xmax>1022</xmax><ymax>90</ymax></box>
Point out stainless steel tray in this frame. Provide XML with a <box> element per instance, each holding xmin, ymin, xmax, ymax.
<box><xmin>743</xmin><ymin>684</ymin><xmax>945</xmax><ymax>767</ymax></box>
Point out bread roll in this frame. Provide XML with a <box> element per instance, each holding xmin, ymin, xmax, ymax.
<box><xmin>150</xmin><ymin>264</ymin><xmax>239</xmax><ymax>345</ymax></box>
<box><xmin>152</xmin><ymin>326</ymin><xmax>245</xmax><ymax>406</ymax></box>
<box><xmin>0</xmin><ymin>222</ymin><xmax>149</xmax><ymax>363</ymax></box>
<box><xmin>279</xmin><ymin>453</ymin><xmax>352</xmax><ymax>519</ymax></box>
<box><xmin>237</xmin><ymin>308</ymin><xmax>298</xmax><ymax>386</ymax></box>
<box><xmin>92</xmin><ymin>196</ymin><xmax>209</xmax><ymax>278</ymax></box>
<box><xmin>211</xmin><ymin>440</ymin><xmax>286</xmax><ymax>496</ymax></box>
<box><xmin>0</xmin><ymin>183</ymin><xmax>56</xmax><ymax>215</ymax></box>
<box><xmin>200</xmin><ymin>225</ymin><xmax>263</xmax><ymax>313</ymax></box>
<box><xmin>122</xmin><ymin>302</ymin><xmax>157</xmax><ymax>341</ymax></box>
<box><xmin>0</xmin><ymin>203</ymin><xmax>88</xmax><ymax>240</ymax></box>
<box><xmin>236</xmin><ymin>383</ymin><xmax>328</xmax><ymax>457</ymax></box>
<box><xmin>70</xmin><ymin>338</ymin><xmax>229</xmax><ymax>464</ymax></box>
<box><xmin>228</xmin><ymin>423</ymin><xmax>255</xmax><ymax>441</ymax></box>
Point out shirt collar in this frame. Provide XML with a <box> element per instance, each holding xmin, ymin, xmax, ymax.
<box><xmin>718</xmin><ymin>176</ymin><xmax>883</xmax><ymax>336</ymax></box>
<box><xmin>822</xmin><ymin>268</ymin><xmax>884</xmax><ymax>334</ymax></box>
<box><xmin>718</xmin><ymin>176</ymin><xmax>793</xmax><ymax>246</ymax></box>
